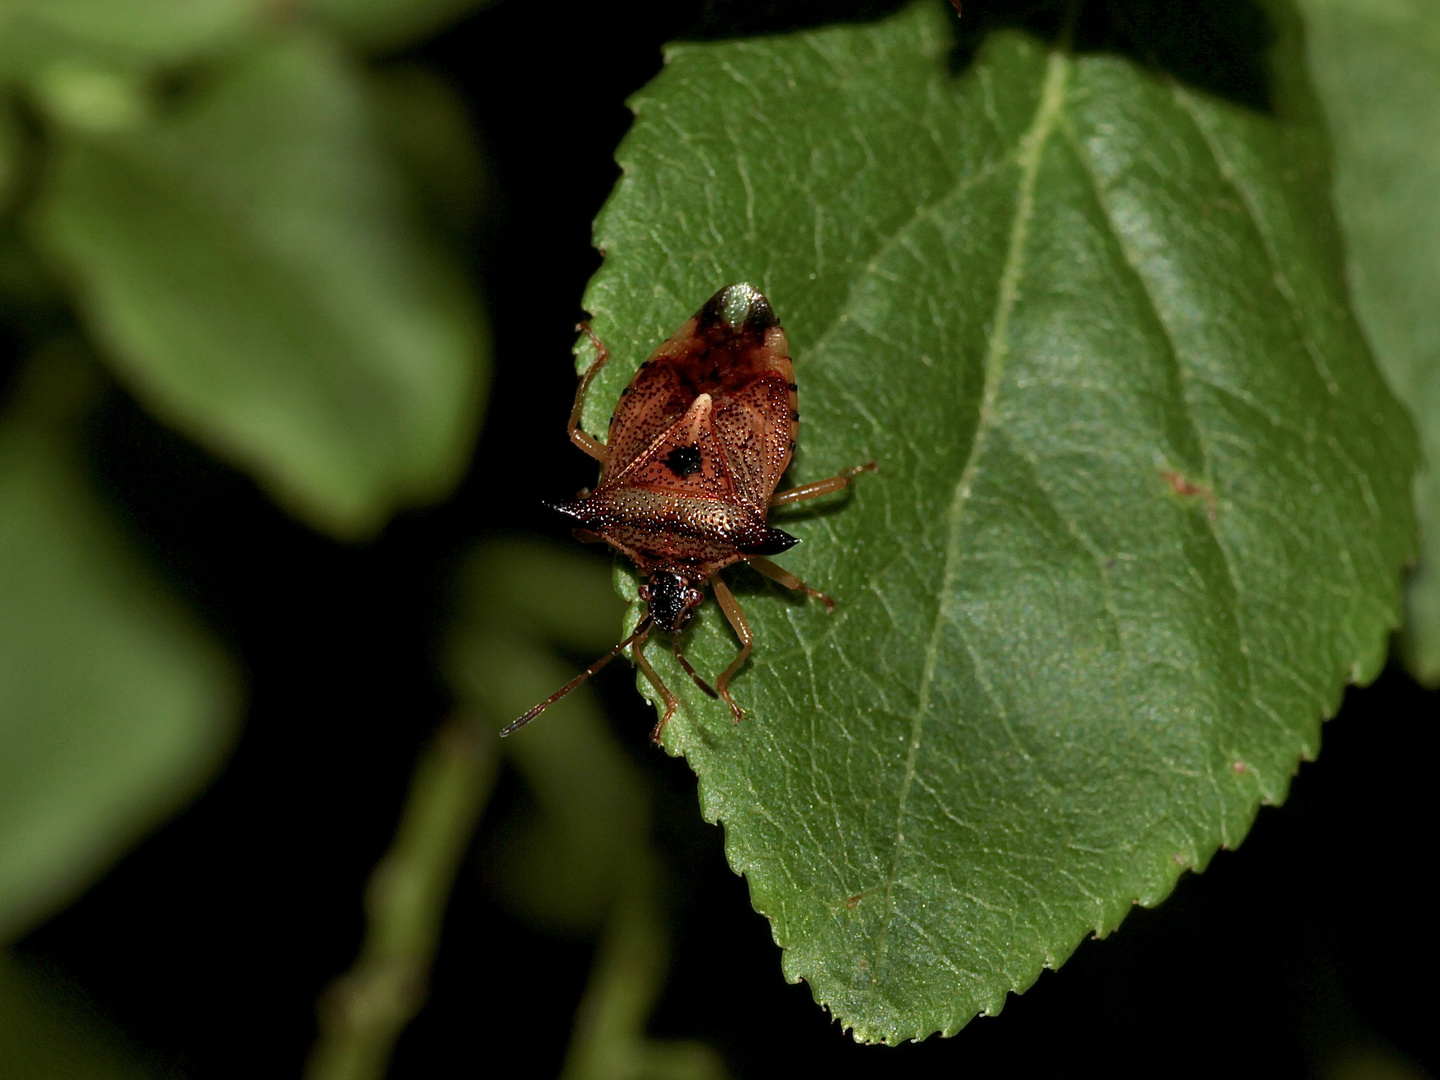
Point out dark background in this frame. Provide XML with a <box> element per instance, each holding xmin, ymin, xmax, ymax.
<box><xmin>10</xmin><ymin>1</ymin><xmax>1437</xmax><ymax>1076</ymax></box>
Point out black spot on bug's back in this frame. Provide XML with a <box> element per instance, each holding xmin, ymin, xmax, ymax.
<box><xmin>663</xmin><ymin>444</ymin><xmax>703</xmax><ymax>478</ymax></box>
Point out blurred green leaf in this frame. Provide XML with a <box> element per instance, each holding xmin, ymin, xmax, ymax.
<box><xmin>457</xmin><ymin>537</ymin><xmax>626</xmax><ymax>657</ymax></box>
<box><xmin>445</xmin><ymin>541</ymin><xmax>728</xmax><ymax>1080</ymax></box>
<box><xmin>0</xmin><ymin>353</ymin><xmax>238</xmax><ymax>940</ymax></box>
<box><xmin>304</xmin><ymin>0</ymin><xmax>498</xmax><ymax>54</ymax></box>
<box><xmin>34</xmin><ymin>33</ymin><xmax>490</xmax><ymax>539</ymax></box>
<box><xmin>366</xmin><ymin>64</ymin><xmax>488</xmax><ymax>249</ymax></box>
<box><xmin>28</xmin><ymin>63</ymin><xmax>152</xmax><ymax>133</ymax></box>
<box><xmin>573</xmin><ymin>0</ymin><xmax>1416</xmax><ymax>1042</ymax></box>
<box><xmin>0</xmin><ymin>951</ymin><xmax>154</xmax><ymax>1079</ymax></box>
<box><xmin>0</xmin><ymin>0</ymin><xmax>260</xmax><ymax>77</ymax></box>
<box><xmin>461</xmin><ymin>636</ymin><xmax>643</xmax><ymax>929</ymax></box>
<box><xmin>0</xmin><ymin>96</ymin><xmax>23</xmax><ymax>214</ymax></box>
<box><xmin>448</xmin><ymin>540</ymin><xmax>634</xmax><ymax>929</ymax></box>
<box><xmin>1298</xmin><ymin>0</ymin><xmax>1440</xmax><ymax>684</ymax></box>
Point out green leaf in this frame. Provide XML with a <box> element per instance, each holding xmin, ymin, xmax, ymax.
<box><xmin>365</xmin><ymin>65</ymin><xmax>489</xmax><ymax>249</ymax></box>
<box><xmin>303</xmin><ymin>0</ymin><xmax>499</xmax><ymax>53</ymax></box>
<box><xmin>0</xmin><ymin>0</ymin><xmax>261</xmax><ymax>78</ymax></box>
<box><xmin>1297</xmin><ymin>0</ymin><xmax>1440</xmax><ymax>684</ymax></box>
<box><xmin>34</xmin><ymin>33</ymin><xmax>489</xmax><ymax>539</ymax></box>
<box><xmin>571</xmin><ymin>1</ymin><xmax>1417</xmax><ymax>1043</ymax></box>
<box><xmin>0</xmin><ymin>356</ymin><xmax>238</xmax><ymax>940</ymax></box>
<box><xmin>447</xmin><ymin>540</ymin><xmax>636</xmax><ymax>929</ymax></box>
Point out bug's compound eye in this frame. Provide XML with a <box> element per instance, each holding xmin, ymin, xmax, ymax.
<box><xmin>646</xmin><ymin>571</ymin><xmax>699</xmax><ymax>634</ymax></box>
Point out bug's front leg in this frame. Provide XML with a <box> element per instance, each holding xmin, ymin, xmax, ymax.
<box><xmin>567</xmin><ymin>323</ymin><xmax>610</xmax><ymax>463</ymax></box>
<box><xmin>632</xmin><ymin>630</ymin><xmax>680</xmax><ymax>743</ymax></box>
<box><xmin>770</xmin><ymin>460</ymin><xmax>877</xmax><ymax>507</ymax></box>
<box><xmin>710</xmin><ymin>574</ymin><xmax>753</xmax><ymax>723</ymax></box>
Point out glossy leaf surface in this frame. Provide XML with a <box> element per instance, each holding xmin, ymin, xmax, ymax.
<box><xmin>572</xmin><ymin>1</ymin><xmax>1417</xmax><ymax>1042</ymax></box>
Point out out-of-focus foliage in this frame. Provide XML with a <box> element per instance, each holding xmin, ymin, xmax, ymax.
<box><xmin>0</xmin><ymin>0</ymin><xmax>493</xmax><ymax>963</ymax></box>
<box><xmin>367</xmin><ymin>65</ymin><xmax>489</xmax><ymax>250</ymax></box>
<box><xmin>1</xmin><ymin>3</ymin><xmax>494</xmax><ymax>1069</ymax></box>
<box><xmin>0</xmin><ymin>951</ymin><xmax>154</xmax><ymax>1080</ymax></box>
<box><xmin>1299</xmin><ymin>0</ymin><xmax>1440</xmax><ymax>684</ymax></box>
<box><xmin>0</xmin><ymin>0</ymin><xmax>1435</xmax><ymax>1074</ymax></box>
<box><xmin>305</xmin><ymin>0</ymin><xmax>503</xmax><ymax>54</ymax></box>
<box><xmin>448</xmin><ymin>540</ymin><xmax>728</xmax><ymax>1080</ymax></box>
<box><xmin>0</xmin><ymin>350</ymin><xmax>237</xmax><ymax>940</ymax></box>
<box><xmin>306</xmin><ymin>722</ymin><xmax>500</xmax><ymax>1080</ymax></box>
<box><xmin>36</xmin><ymin>33</ymin><xmax>487</xmax><ymax>539</ymax></box>
<box><xmin>0</xmin><ymin>0</ymin><xmax>259</xmax><ymax>76</ymax></box>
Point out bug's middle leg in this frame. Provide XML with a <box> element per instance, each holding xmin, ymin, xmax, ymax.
<box><xmin>770</xmin><ymin>460</ymin><xmax>877</xmax><ymax>507</ymax></box>
<box><xmin>744</xmin><ymin>555</ymin><xmax>836</xmax><ymax>614</ymax></box>
<box><xmin>710</xmin><ymin>574</ymin><xmax>753</xmax><ymax>723</ymax></box>
<box><xmin>567</xmin><ymin>323</ymin><xmax>610</xmax><ymax>463</ymax></box>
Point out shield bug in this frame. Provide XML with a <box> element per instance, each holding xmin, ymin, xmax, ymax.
<box><xmin>501</xmin><ymin>283</ymin><xmax>875</xmax><ymax>743</ymax></box>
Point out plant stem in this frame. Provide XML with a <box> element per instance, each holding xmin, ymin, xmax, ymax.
<box><xmin>304</xmin><ymin>716</ymin><xmax>497</xmax><ymax>1080</ymax></box>
<box><xmin>560</xmin><ymin>850</ymin><xmax>728</xmax><ymax>1080</ymax></box>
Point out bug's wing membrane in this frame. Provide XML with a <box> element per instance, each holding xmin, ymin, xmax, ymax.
<box><xmin>602</xmin><ymin>285</ymin><xmax>798</xmax><ymax>504</ymax></box>
<box><xmin>713</xmin><ymin>375</ymin><xmax>794</xmax><ymax>511</ymax></box>
<box><xmin>620</xmin><ymin>395</ymin><xmax>738</xmax><ymax>498</ymax></box>
<box><xmin>601</xmin><ymin>317</ymin><xmax>704</xmax><ymax>481</ymax></box>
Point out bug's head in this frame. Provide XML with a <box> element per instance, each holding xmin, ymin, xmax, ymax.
<box><xmin>641</xmin><ymin>571</ymin><xmax>705</xmax><ymax>635</ymax></box>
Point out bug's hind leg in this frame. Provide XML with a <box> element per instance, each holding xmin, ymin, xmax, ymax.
<box><xmin>745</xmin><ymin>555</ymin><xmax>836</xmax><ymax>614</ymax></box>
<box><xmin>770</xmin><ymin>460</ymin><xmax>877</xmax><ymax>507</ymax></box>
<box><xmin>710</xmin><ymin>575</ymin><xmax>754</xmax><ymax>723</ymax></box>
<box><xmin>632</xmin><ymin>630</ymin><xmax>680</xmax><ymax>743</ymax></box>
<box><xmin>568</xmin><ymin>323</ymin><xmax>611</xmax><ymax>462</ymax></box>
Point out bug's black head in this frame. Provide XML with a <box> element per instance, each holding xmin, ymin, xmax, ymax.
<box><xmin>699</xmin><ymin>283</ymin><xmax>778</xmax><ymax>336</ymax></box>
<box><xmin>641</xmin><ymin>571</ymin><xmax>705</xmax><ymax>635</ymax></box>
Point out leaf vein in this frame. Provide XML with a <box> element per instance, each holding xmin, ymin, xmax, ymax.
<box><xmin>865</xmin><ymin>45</ymin><xmax>1072</xmax><ymax>1000</ymax></box>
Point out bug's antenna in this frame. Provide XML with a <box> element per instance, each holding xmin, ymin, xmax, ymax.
<box><xmin>674</xmin><ymin>642</ymin><xmax>719</xmax><ymax>700</ymax></box>
<box><xmin>500</xmin><ymin>617</ymin><xmax>653</xmax><ymax>737</ymax></box>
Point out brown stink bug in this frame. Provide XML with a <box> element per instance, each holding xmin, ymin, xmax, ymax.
<box><xmin>501</xmin><ymin>283</ymin><xmax>875</xmax><ymax>743</ymax></box>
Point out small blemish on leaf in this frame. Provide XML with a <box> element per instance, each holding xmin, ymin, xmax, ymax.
<box><xmin>1232</xmin><ymin>760</ymin><xmax>1249</xmax><ymax>774</ymax></box>
<box><xmin>1160</xmin><ymin>469</ymin><xmax>1218</xmax><ymax>520</ymax></box>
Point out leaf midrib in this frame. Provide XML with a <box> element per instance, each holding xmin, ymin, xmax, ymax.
<box><xmin>864</xmin><ymin>45</ymin><xmax>1073</xmax><ymax>1014</ymax></box>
